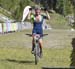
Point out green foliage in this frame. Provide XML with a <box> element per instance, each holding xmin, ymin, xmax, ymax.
<box><xmin>48</xmin><ymin>13</ymin><xmax>70</xmax><ymax>29</ymax></box>
<box><xmin>56</xmin><ymin>0</ymin><xmax>73</xmax><ymax>16</ymax></box>
<box><xmin>0</xmin><ymin>0</ymin><xmax>74</xmax><ymax>21</ymax></box>
<box><xmin>0</xmin><ymin>0</ymin><xmax>31</xmax><ymax>21</ymax></box>
<box><xmin>34</xmin><ymin>0</ymin><xmax>73</xmax><ymax>16</ymax></box>
<box><xmin>56</xmin><ymin>0</ymin><xmax>64</xmax><ymax>15</ymax></box>
<box><xmin>64</xmin><ymin>0</ymin><xmax>73</xmax><ymax>16</ymax></box>
<box><xmin>13</xmin><ymin>0</ymin><xmax>31</xmax><ymax>21</ymax></box>
<box><xmin>70</xmin><ymin>0</ymin><xmax>75</xmax><ymax>28</ymax></box>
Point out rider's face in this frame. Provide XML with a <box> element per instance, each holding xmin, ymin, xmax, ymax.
<box><xmin>35</xmin><ymin>9</ymin><xmax>41</xmax><ymax>15</ymax></box>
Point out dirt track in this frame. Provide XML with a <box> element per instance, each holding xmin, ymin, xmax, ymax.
<box><xmin>0</xmin><ymin>29</ymin><xmax>75</xmax><ymax>49</ymax></box>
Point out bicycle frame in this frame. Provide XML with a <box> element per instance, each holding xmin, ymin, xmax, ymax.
<box><xmin>34</xmin><ymin>34</ymin><xmax>41</xmax><ymax>65</ymax></box>
<box><xmin>26</xmin><ymin>33</ymin><xmax>48</xmax><ymax>65</ymax></box>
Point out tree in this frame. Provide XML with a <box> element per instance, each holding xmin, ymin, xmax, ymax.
<box><xmin>0</xmin><ymin>0</ymin><xmax>30</xmax><ymax>21</ymax></box>
<box><xmin>64</xmin><ymin>0</ymin><xmax>73</xmax><ymax>16</ymax></box>
<box><xmin>56</xmin><ymin>0</ymin><xmax>72</xmax><ymax>16</ymax></box>
<box><xmin>0</xmin><ymin>0</ymin><xmax>73</xmax><ymax>20</ymax></box>
<box><xmin>56</xmin><ymin>0</ymin><xmax>64</xmax><ymax>15</ymax></box>
<box><xmin>13</xmin><ymin>0</ymin><xmax>30</xmax><ymax>21</ymax></box>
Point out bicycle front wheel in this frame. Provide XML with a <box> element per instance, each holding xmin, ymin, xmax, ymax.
<box><xmin>35</xmin><ymin>43</ymin><xmax>40</xmax><ymax>65</ymax></box>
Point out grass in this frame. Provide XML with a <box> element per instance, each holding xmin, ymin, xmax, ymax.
<box><xmin>0</xmin><ymin>30</ymin><xmax>75</xmax><ymax>69</ymax></box>
<box><xmin>47</xmin><ymin>13</ymin><xmax>71</xmax><ymax>29</ymax></box>
<box><xmin>0</xmin><ymin>7</ymin><xmax>13</xmax><ymax>20</ymax></box>
<box><xmin>0</xmin><ymin>47</ymin><xmax>72</xmax><ymax>69</ymax></box>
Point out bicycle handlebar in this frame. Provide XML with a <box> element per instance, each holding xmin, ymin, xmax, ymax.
<box><xmin>26</xmin><ymin>34</ymin><xmax>48</xmax><ymax>37</ymax></box>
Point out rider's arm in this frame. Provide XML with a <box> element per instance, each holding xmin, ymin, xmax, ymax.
<box><xmin>45</xmin><ymin>11</ymin><xmax>50</xmax><ymax>20</ymax></box>
<box><xmin>42</xmin><ymin>11</ymin><xmax>50</xmax><ymax>20</ymax></box>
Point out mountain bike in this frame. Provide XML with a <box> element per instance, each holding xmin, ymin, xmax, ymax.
<box><xmin>26</xmin><ymin>34</ymin><xmax>48</xmax><ymax>65</ymax></box>
<box><xmin>33</xmin><ymin>34</ymin><xmax>41</xmax><ymax>65</ymax></box>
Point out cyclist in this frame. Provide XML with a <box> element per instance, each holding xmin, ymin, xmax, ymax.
<box><xmin>28</xmin><ymin>6</ymin><xmax>50</xmax><ymax>57</ymax></box>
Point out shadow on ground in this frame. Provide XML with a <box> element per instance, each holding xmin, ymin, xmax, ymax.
<box><xmin>70</xmin><ymin>38</ymin><xmax>75</xmax><ymax>68</ymax></box>
<box><xmin>0</xmin><ymin>59</ymin><xmax>34</xmax><ymax>64</ymax></box>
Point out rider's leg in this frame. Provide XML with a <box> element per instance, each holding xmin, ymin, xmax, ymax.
<box><xmin>39</xmin><ymin>38</ymin><xmax>43</xmax><ymax>53</ymax></box>
<box><xmin>31</xmin><ymin>38</ymin><xmax>34</xmax><ymax>53</ymax></box>
<box><xmin>31</xmin><ymin>36</ymin><xmax>35</xmax><ymax>53</ymax></box>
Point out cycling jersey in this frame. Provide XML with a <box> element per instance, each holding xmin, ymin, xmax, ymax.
<box><xmin>31</xmin><ymin>14</ymin><xmax>47</xmax><ymax>36</ymax></box>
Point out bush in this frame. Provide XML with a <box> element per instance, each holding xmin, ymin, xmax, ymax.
<box><xmin>0</xmin><ymin>0</ymin><xmax>31</xmax><ymax>21</ymax></box>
